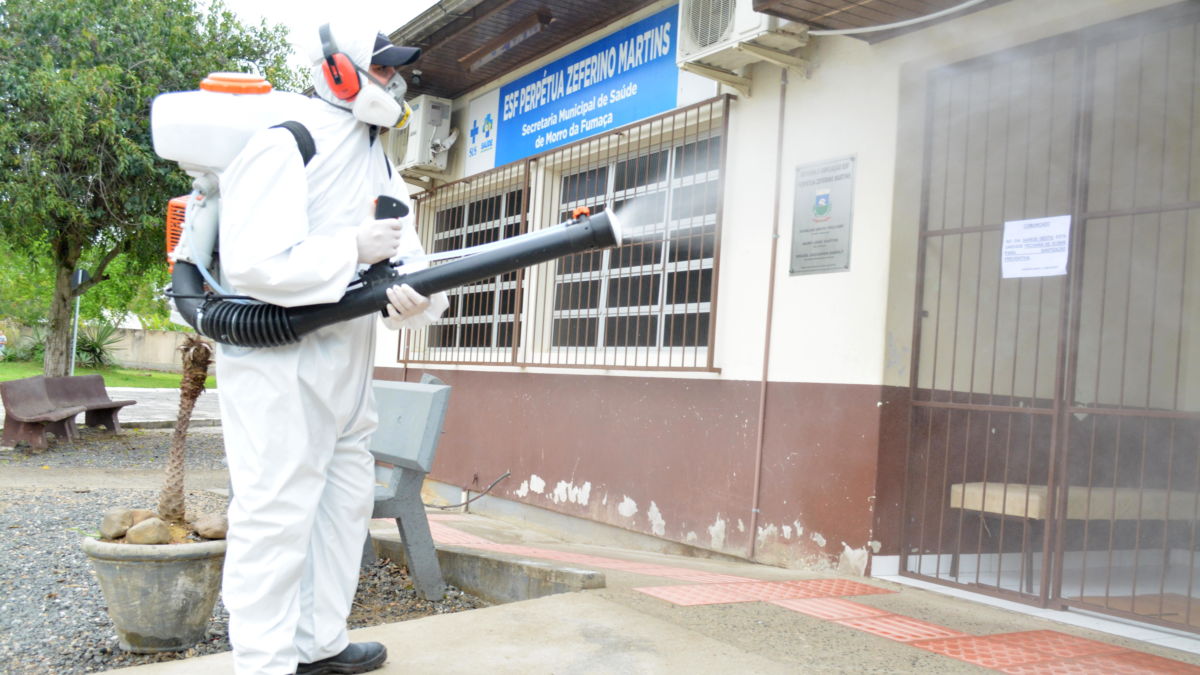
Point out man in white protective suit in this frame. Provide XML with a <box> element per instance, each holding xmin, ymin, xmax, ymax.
<box><xmin>215</xmin><ymin>19</ymin><xmax>448</xmax><ymax>675</ymax></box>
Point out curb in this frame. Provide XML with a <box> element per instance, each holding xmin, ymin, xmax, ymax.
<box><xmin>124</xmin><ymin>419</ymin><xmax>222</xmax><ymax>430</ymax></box>
<box><xmin>370</xmin><ymin>531</ymin><xmax>605</xmax><ymax>605</ymax></box>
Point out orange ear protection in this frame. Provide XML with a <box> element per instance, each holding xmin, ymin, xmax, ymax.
<box><xmin>320</xmin><ymin>23</ymin><xmax>361</xmax><ymax>100</ymax></box>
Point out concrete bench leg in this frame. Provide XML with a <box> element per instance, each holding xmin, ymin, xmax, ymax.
<box><xmin>45</xmin><ymin>417</ymin><xmax>78</xmax><ymax>443</ymax></box>
<box><xmin>370</xmin><ymin>468</ymin><xmax>445</xmax><ymax>602</ymax></box>
<box><xmin>84</xmin><ymin>409</ymin><xmax>120</xmax><ymax>433</ymax></box>
<box><xmin>3</xmin><ymin>418</ymin><xmax>48</xmax><ymax>451</ymax></box>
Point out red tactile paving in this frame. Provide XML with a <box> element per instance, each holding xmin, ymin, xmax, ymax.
<box><xmin>1094</xmin><ymin>651</ymin><xmax>1200</xmax><ymax>673</ymax></box>
<box><xmin>998</xmin><ymin>651</ymin><xmax>1200</xmax><ymax>674</ymax></box>
<box><xmin>637</xmin><ymin>579</ymin><xmax>895</xmax><ymax>606</ymax></box>
<box><xmin>648</xmin><ymin>571</ymin><xmax>759</xmax><ymax>584</ymax></box>
<box><xmin>777</xmin><ymin>578</ymin><xmax>894</xmax><ymax>598</ymax></box>
<box><xmin>427</xmin><ymin>522</ymin><xmax>494</xmax><ymax>546</ymax></box>
<box><xmin>635</xmin><ymin>583</ymin><xmax>774</xmax><ymax>606</ymax></box>
<box><xmin>772</xmin><ymin>597</ymin><xmax>891</xmax><ymax>621</ymax></box>
<box><xmin>985</xmin><ymin>631</ymin><xmax>1125</xmax><ymax>659</ymax></box>
<box><xmin>996</xmin><ymin>657</ymin><xmax>1128</xmax><ymax>674</ymax></box>
<box><xmin>911</xmin><ymin>635</ymin><xmax>1048</xmax><ymax>669</ymax></box>
<box><xmin>832</xmin><ymin>614</ymin><xmax>970</xmax><ymax>642</ymax></box>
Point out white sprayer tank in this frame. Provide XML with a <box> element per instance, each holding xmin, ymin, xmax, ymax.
<box><xmin>151</xmin><ymin>72</ymin><xmax>309</xmax><ymax>176</ymax></box>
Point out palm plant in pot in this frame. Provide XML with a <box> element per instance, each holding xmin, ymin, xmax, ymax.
<box><xmin>80</xmin><ymin>336</ymin><xmax>228</xmax><ymax>653</ymax></box>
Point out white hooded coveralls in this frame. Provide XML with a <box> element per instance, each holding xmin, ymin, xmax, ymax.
<box><xmin>216</xmin><ymin>25</ymin><xmax>444</xmax><ymax>674</ymax></box>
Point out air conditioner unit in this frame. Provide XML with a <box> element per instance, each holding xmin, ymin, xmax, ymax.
<box><xmin>677</xmin><ymin>0</ymin><xmax>809</xmax><ymax>95</ymax></box>
<box><xmin>400</xmin><ymin>94</ymin><xmax>454</xmax><ymax>172</ymax></box>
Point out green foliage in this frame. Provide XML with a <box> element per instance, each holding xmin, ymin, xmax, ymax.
<box><xmin>0</xmin><ymin>0</ymin><xmax>304</xmax><ymax>373</ymax></box>
<box><xmin>139</xmin><ymin>313</ymin><xmax>192</xmax><ymax>332</ymax></box>
<box><xmin>6</xmin><ymin>326</ymin><xmax>47</xmax><ymax>363</ymax></box>
<box><xmin>0</xmin><ymin>322</ymin><xmax>118</xmax><ymax>367</ymax></box>
<box><xmin>0</xmin><ymin>360</ymin><xmax>217</xmax><ymax>389</ymax></box>
<box><xmin>0</xmin><ymin>238</ymin><xmax>53</xmax><ymax>325</ymax></box>
<box><xmin>75</xmin><ymin>321</ymin><xmax>120</xmax><ymax>368</ymax></box>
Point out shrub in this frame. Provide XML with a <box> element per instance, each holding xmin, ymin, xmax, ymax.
<box><xmin>6</xmin><ymin>326</ymin><xmax>47</xmax><ymax>363</ymax></box>
<box><xmin>76</xmin><ymin>322</ymin><xmax>121</xmax><ymax>369</ymax></box>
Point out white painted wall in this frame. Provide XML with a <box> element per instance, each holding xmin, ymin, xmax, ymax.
<box><xmin>382</xmin><ymin>0</ymin><xmax>1188</xmax><ymax>388</ymax></box>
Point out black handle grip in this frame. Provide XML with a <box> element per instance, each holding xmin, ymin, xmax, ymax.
<box><xmin>375</xmin><ymin>195</ymin><xmax>409</xmax><ymax>219</ymax></box>
<box><xmin>362</xmin><ymin>195</ymin><xmax>411</xmax><ymax>314</ymax></box>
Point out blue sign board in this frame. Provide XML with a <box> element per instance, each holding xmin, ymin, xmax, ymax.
<box><xmin>493</xmin><ymin>6</ymin><xmax>679</xmax><ymax>166</ymax></box>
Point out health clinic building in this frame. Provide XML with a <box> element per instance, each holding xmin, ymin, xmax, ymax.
<box><xmin>372</xmin><ymin>0</ymin><xmax>1200</xmax><ymax>633</ymax></box>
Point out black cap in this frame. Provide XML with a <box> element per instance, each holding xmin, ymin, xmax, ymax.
<box><xmin>372</xmin><ymin>34</ymin><xmax>421</xmax><ymax>66</ymax></box>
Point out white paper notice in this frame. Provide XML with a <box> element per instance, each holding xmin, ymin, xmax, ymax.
<box><xmin>1001</xmin><ymin>215</ymin><xmax>1071</xmax><ymax>278</ymax></box>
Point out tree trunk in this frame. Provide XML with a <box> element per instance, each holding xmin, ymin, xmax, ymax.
<box><xmin>158</xmin><ymin>336</ymin><xmax>214</xmax><ymax>525</ymax></box>
<box><xmin>43</xmin><ymin>266</ymin><xmax>75</xmax><ymax>377</ymax></box>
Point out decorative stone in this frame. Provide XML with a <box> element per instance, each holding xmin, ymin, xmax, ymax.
<box><xmin>129</xmin><ymin>509</ymin><xmax>160</xmax><ymax>526</ymax></box>
<box><xmin>100</xmin><ymin>509</ymin><xmax>134</xmax><ymax>540</ymax></box>
<box><xmin>125</xmin><ymin>517</ymin><xmax>171</xmax><ymax>545</ymax></box>
<box><xmin>191</xmin><ymin>512</ymin><xmax>227</xmax><ymax>540</ymax></box>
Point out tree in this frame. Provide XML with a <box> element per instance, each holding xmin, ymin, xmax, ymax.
<box><xmin>158</xmin><ymin>335</ymin><xmax>213</xmax><ymax>524</ymax></box>
<box><xmin>0</xmin><ymin>0</ymin><xmax>303</xmax><ymax>375</ymax></box>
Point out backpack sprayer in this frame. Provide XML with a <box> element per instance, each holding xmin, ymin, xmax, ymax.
<box><xmin>152</xmin><ymin>73</ymin><xmax>622</xmax><ymax>348</ymax></box>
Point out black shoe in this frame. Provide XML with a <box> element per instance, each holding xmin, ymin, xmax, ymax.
<box><xmin>296</xmin><ymin>642</ymin><xmax>387</xmax><ymax>675</ymax></box>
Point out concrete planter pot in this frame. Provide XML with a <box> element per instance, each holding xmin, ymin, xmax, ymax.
<box><xmin>81</xmin><ymin>537</ymin><xmax>226</xmax><ymax>653</ymax></box>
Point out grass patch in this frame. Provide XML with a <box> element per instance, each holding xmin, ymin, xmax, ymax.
<box><xmin>0</xmin><ymin>360</ymin><xmax>216</xmax><ymax>389</ymax></box>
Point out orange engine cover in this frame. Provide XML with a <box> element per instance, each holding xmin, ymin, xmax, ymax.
<box><xmin>165</xmin><ymin>196</ymin><xmax>189</xmax><ymax>273</ymax></box>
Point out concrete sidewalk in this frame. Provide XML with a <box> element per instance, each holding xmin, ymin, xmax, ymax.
<box><xmin>102</xmin><ymin>386</ymin><xmax>222</xmax><ymax>429</ymax></box>
<box><xmin>118</xmin><ymin>508</ymin><xmax>1200</xmax><ymax>674</ymax></box>
<box><xmin>32</xmin><ymin>388</ymin><xmax>1200</xmax><ymax>674</ymax></box>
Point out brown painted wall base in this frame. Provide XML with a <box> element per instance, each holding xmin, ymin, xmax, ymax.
<box><xmin>376</xmin><ymin>366</ymin><xmax>909</xmax><ymax>570</ymax></box>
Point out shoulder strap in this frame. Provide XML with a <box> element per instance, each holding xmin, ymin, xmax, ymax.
<box><xmin>270</xmin><ymin>121</ymin><xmax>316</xmax><ymax>166</ymax></box>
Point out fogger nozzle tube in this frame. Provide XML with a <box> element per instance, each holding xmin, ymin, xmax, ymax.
<box><xmin>171</xmin><ymin>210</ymin><xmax>622</xmax><ymax>347</ymax></box>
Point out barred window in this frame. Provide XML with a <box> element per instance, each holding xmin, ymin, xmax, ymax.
<box><xmin>426</xmin><ymin>188</ymin><xmax>525</xmax><ymax>350</ymax></box>
<box><xmin>553</xmin><ymin>136</ymin><xmax>720</xmax><ymax>351</ymax></box>
<box><xmin>401</xmin><ymin>96</ymin><xmax>729</xmax><ymax>371</ymax></box>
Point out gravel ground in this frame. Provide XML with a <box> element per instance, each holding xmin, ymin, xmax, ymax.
<box><xmin>0</xmin><ymin>426</ymin><xmax>229</xmax><ymax>471</ymax></box>
<box><xmin>0</xmin><ymin>429</ymin><xmax>488</xmax><ymax>674</ymax></box>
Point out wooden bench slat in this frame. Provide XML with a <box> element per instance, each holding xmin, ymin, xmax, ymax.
<box><xmin>950</xmin><ymin>481</ymin><xmax>1200</xmax><ymax>521</ymax></box>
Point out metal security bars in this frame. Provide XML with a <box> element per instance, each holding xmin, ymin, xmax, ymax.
<box><xmin>902</xmin><ymin>4</ymin><xmax>1200</xmax><ymax>634</ymax></box>
<box><xmin>402</xmin><ymin>96</ymin><xmax>729</xmax><ymax>370</ymax></box>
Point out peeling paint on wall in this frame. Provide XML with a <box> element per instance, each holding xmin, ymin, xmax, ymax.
<box><xmin>810</xmin><ymin>531</ymin><xmax>827</xmax><ymax>548</ymax></box>
<box><xmin>647</xmin><ymin>501</ymin><xmax>666</xmax><ymax>536</ymax></box>
<box><xmin>838</xmin><ymin>542</ymin><xmax>869</xmax><ymax>576</ymax></box>
<box><xmin>529</xmin><ymin>474</ymin><xmax>546</xmax><ymax>494</ymax></box>
<box><xmin>685</xmin><ymin>531</ymin><xmax>698</xmax><ymax>544</ymax></box>
<box><xmin>737</xmin><ymin>519</ymin><xmax>745</xmax><ymax>533</ymax></box>
<box><xmin>869</xmin><ymin>540</ymin><xmax>881</xmax><ymax>553</ymax></box>
<box><xmin>617</xmin><ymin>495</ymin><xmax>638</xmax><ymax>518</ymax></box>
<box><xmin>793</xmin><ymin>521</ymin><xmax>804</xmax><ymax>537</ymax></box>
<box><xmin>515</xmin><ymin>480</ymin><xmax>530</xmax><ymax>497</ymax></box>
<box><xmin>707</xmin><ymin>516</ymin><xmax>727</xmax><ymax>549</ymax></box>
<box><xmin>782</xmin><ymin>525</ymin><xmax>793</xmax><ymax>539</ymax></box>
<box><xmin>755</xmin><ymin>523</ymin><xmax>778</xmax><ymax>548</ymax></box>
<box><xmin>552</xmin><ymin>480</ymin><xmax>592</xmax><ymax>506</ymax></box>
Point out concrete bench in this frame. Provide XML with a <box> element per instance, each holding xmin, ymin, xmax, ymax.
<box><xmin>44</xmin><ymin>374</ymin><xmax>136</xmax><ymax>433</ymax></box>
<box><xmin>1</xmin><ymin>376</ymin><xmax>86</xmax><ymax>450</ymax></box>
<box><xmin>366</xmin><ymin>376</ymin><xmax>452</xmax><ymax>601</ymax></box>
<box><xmin>948</xmin><ymin>481</ymin><xmax>1200</xmax><ymax>592</ymax></box>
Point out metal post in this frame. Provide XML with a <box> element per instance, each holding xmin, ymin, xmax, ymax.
<box><xmin>68</xmin><ymin>269</ymin><xmax>89</xmax><ymax>376</ymax></box>
<box><xmin>69</xmin><ymin>295</ymin><xmax>80</xmax><ymax>376</ymax></box>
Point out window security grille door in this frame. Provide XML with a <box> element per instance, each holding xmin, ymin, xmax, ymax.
<box><xmin>404</xmin><ymin>97</ymin><xmax>729</xmax><ymax>371</ymax></box>
<box><xmin>902</xmin><ymin>5</ymin><xmax>1200</xmax><ymax>633</ymax></box>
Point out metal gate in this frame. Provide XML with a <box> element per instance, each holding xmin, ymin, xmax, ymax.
<box><xmin>901</xmin><ymin>3</ymin><xmax>1200</xmax><ymax>633</ymax></box>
